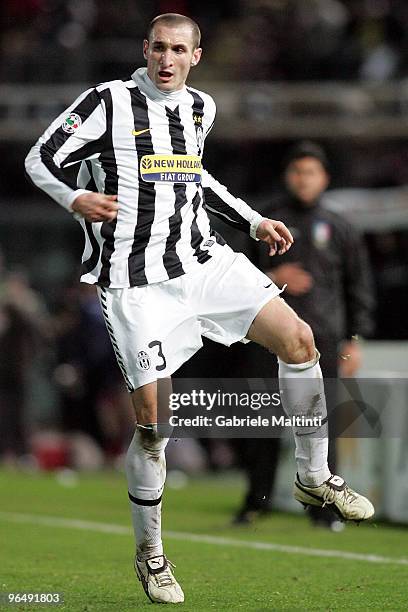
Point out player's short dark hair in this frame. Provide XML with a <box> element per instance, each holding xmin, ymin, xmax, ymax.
<box><xmin>283</xmin><ymin>141</ymin><xmax>330</xmax><ymax>172</ymax></box>
<box><xmin>147</xmin><ymin>13</ymin><xmax>201</xmax><ymax>49</ymax></box>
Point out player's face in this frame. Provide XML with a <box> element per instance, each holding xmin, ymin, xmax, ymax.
<box><xmin>144</xmin><ymin>23</ymin><xmax>202</xmax><ymax>92</ymax></box>
<box><xmin>285</xmin><ymin>157</ymin><xmax>329</xmax><ymax>205</ymax></box>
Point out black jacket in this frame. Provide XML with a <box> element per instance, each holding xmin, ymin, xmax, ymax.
<box><xmin>257</xmin><ymin>194</ymin><xmax>375</xmax><ymax>342</ymax></box>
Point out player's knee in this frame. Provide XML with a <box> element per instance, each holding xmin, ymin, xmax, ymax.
<box><xmin>280</xmin><ymin>319</ymin><xmax>315</xmax><ymax>364</ymax></box>
<box><xmin>135</xmin><ymin>424</ymin><xmax>167</xmax><ymax>457</ymax></box>
<box><xmin>125</xmin><ymin>426</ymin><xmax>167</xmax><ymax>478</ymax></box>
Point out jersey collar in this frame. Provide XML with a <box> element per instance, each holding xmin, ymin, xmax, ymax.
<box><xmin>131</xmin><ymin>67</ymin><xmax>187</xmax><ymax>102</ymax></box>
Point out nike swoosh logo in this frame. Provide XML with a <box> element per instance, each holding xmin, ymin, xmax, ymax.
<box><xmin>132</xmin><ymin>128</ymin><xmax>151</xmax><ymax>136</ymax></box>
<box><xmin>264</xmin><ymin>283</ymin><xmax>273</xmax><ymax>288</ymax></box>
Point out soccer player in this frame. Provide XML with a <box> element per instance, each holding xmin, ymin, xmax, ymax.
<box><xmin>25</xmin><ymin>13</ymin><xmax>374</xmax><ymax>605</ymax></box>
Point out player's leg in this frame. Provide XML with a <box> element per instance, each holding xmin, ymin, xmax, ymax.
<box><xmin>247</xmin><ymin>296</ymin><xmax>374</xmax><ymax>521</ymax></box>
<box><xmin>97</xmin><ymin>284</ymin><xmax>195</xmax><ymax>604</ymax></box>
<box><xmin>127</xmin><ymin>380</ymin><xmax>168</xmax><ymax>560</ymax></box>
<box><xmin>126</xmin><ymin>378</ymin><xmax>184</xmax><ymax>604</ymax></box>
<box><xmin>193</xmin><ymin>250</ymin><xmax>328</xmax><ymax>509</ymax></box>
<box><xmin>247</xmin><ymin>297</ymin><xmax>329</xmax><ymax>485</ymax></box>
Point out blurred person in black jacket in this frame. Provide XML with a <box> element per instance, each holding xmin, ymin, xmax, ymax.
<box><xmin>234</xmin><ymin>141</ymin><xmax>375</xmax><ymax>528</ymax></box>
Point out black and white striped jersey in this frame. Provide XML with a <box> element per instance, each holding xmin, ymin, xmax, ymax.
<box><xmin>25</xmin><ymin>68</ymin><xmax>263</xmax><ymax>287</ymax></box>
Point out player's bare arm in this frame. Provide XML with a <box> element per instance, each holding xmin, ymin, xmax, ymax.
<box><xmin>71</xmin><ymin>192</ymin><xmax>118</xmax><ymax>222</ymax></box>
<box><xmin>256</xmin><ymin>218</ymin><xmax>294</xmax><ymax>256</ymax></box>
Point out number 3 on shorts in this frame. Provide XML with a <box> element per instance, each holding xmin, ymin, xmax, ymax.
<box><xmin>148</xmin><ymin>340</ymin><xmax>167</xmax><ymax>372</ymax></box>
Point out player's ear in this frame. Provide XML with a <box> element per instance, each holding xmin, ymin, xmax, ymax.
<box><xmin>143</xmin><ymin>39</ymin><xmax>149</xmax><ymax>59</ymax></box>
<box><xmin>191</xmin><ymin>47</ymin><xmax>202</xmax><ymax>67</ymax></box>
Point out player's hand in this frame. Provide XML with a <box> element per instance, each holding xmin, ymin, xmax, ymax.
<box><xmin>71</xmin><ymin>192</ymin><xmax>118</xmax><ymax>222</ymax></box>
<box><xmin>268</xmin><ymin>262</ymin><xmax>313</xmax><ymax>296</ymax></box>
<box><xmin>256</xmin><ymin>218</ymin><xmax>294</xmax><ymax>255</ymax></box>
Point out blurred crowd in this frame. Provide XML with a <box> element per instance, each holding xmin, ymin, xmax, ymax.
<box><xmin>2</xmin><ymin>0</ymin><xmax>408</xmax><ymax>83</ymax></box>
<box><xmin>0</xmin><ymin>251</ymin><xmax>134</xmax><ymax>467</ymax></box>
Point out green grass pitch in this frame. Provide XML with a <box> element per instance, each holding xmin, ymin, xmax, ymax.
<box><xmin>1</xmin><ymin>469</ymin><xmax>407</xmax><ymax>611</ymax></box>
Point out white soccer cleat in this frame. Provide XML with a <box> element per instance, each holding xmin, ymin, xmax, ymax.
<box><xmin>135</xmin><ymin>554</ymin><xmax>184</xmax><ymax>604</ymax></box>
<box><xmin>294</xmin><ymin>474</ymin><xmax>375</xmax><ymax>522</ymax></box>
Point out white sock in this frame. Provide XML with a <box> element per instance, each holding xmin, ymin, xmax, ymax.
<box><xmin>125</xmin><ymin>425</ymin><xmax>168</xmax><ymax>561</ymax></box>
<box><xmin>278</xmin><ymin>352</ymin><xmax>331</xmax><ymax>487</ymax></box>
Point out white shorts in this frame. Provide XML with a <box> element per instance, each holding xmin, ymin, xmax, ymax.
<box><xmin>97</xmin><ymin>246</ymin><xmax>283</xmax><ymax>391</ymax></box>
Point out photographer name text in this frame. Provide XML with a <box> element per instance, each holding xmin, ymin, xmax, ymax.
<box><xmin>168</xmin><ymin>415</ymin><xmax>323</xmax><ymax>428</ymax></box>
